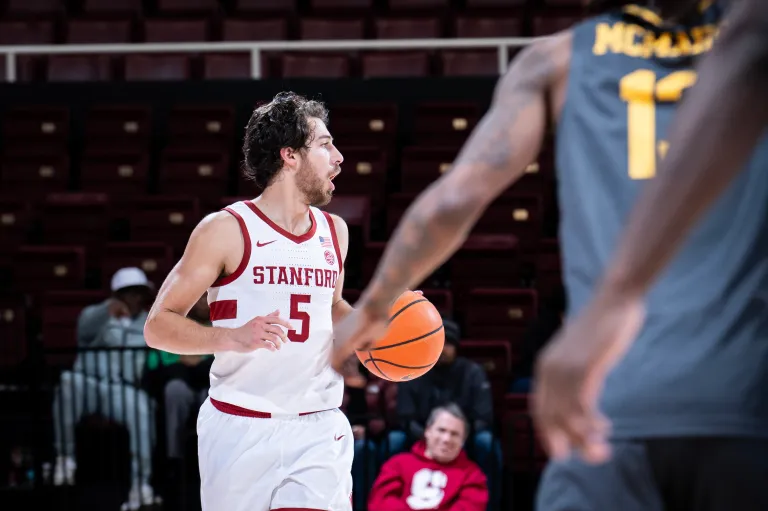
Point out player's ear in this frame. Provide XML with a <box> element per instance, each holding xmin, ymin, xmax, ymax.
<box><xmin>279</xmin><ymin>146</ymin><xmax>300</xmax><ymax>170</ymax></box>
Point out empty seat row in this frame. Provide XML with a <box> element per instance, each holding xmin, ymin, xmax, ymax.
<box><xmin>5</xmin><ymin>50</ymin><xmax>515</xmax><ymax>82</ymax></box>
<box><xmin>3</xmin><ymin>0</ymin><xmax>569</xmax><ymax>19</ymax></box>
<box><xmin>0</xmin><ymin>16</ymin><xmax>528</xmax><ymax>44</ymax></box>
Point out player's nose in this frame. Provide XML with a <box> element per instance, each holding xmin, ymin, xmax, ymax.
<box><xmin>332</xmin><ymin>145</ymin><xmax>344</xmax><ymax>166</ymax></box>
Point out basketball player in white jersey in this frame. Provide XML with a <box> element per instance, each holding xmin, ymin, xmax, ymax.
<box><xmin>144</xmin><ymin>92</ymin><xmax>355</xmax><ymax>511</ymax></box>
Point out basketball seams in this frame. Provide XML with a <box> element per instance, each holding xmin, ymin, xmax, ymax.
<box><xmin>368</xmin><ymin>324</ymin><xmax>444</xmax><ymax>351</ymax></box>
<box><xmin>389</xmin><ymin>298</ymin><xmax>428</xmax><ymax>323</ymax></box>
<box><xmin>367</xmin><ymin>351</ymin><xmax>393</xmax><ymax>381</ymax></box>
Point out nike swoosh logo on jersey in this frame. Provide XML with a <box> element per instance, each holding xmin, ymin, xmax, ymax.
<box><xmin>256</xmin><ymin>240</ymin><xmax>276</xmax><ymax>247</ymax></box>
<box><xmin>334</xmin><ymin>434</ymin><xmax>345</xmax><ymax>441</ymax></box>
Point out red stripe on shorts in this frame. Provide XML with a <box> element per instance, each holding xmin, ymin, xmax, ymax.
<box><xmin>209</xmin><ymin>300</ymin><xmax>237</xmax><ymax>321</ymax></box>
<box><xmin>210</xmin><ymin>398</ymin><xmax>326</xmax><ymax>418</ymax></box>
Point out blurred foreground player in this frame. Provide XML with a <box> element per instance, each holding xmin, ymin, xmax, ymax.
<box><xmin>332</xmin><ymin>1</ymin><xmax>768</xmax><ymax>509</ymax></box>
<box><xmin>145</xmin><ymin>92</ymin><xmax>356</xmax><ymax>511</ymax></box>
<box><xmin>535</xmin><ymin>0</ymin><xmax>768</xmax><ymax>470</ymax></box>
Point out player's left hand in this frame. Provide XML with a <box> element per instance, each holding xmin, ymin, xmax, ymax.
<box><xmin>532</xmin><ymin>290</ymin><xmax>645</xmax><ymax>465</ymax></box>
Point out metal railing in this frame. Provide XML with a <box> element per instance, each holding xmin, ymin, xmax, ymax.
<box><xmin>0</xmin><ymin>36</ymin><xmax>541</xmax><ymax>82</ymax></box>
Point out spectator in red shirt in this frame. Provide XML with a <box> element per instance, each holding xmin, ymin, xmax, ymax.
<box><xmin>368</xmin><ymin>403</ymin><xmax>488</xmax><ymax>511</ymax></box>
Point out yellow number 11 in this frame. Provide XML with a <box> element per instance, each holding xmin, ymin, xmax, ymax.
<box><xmin>619</xmin><ymin>69</ymin><xmax>698</xmax><ymax>180</ymax></box>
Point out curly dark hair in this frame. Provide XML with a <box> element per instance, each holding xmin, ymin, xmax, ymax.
<box><xmin>242</xmin><ymin>91</ymin><xmax>329</xmax><ymax>190</ymax></box>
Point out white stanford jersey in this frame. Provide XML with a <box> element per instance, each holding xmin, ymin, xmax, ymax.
<box><xmin>206</xmin><ymin>200</ymin><xmax>344</xmax><ymax>415</ymax></box>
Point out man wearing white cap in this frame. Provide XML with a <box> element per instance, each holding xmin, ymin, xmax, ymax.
<box><xmin>51</xmin><ymin>267</ymin><xmax>160</xmax><ymax>510</ymax></box>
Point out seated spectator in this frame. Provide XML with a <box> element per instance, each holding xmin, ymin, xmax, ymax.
<box><xmin>51</xmin><ymin>267</ymin><xmax>159</xmax><ymax>510</ymax></box>
<box><xmin>369</xmin><ymin>403</ymin><xmax>488</xmax><ymax>511</ymax></box>
<box><xmin>387</xmin><ymin>318</ymin><xmax>502</xmax><ymax>510</ymax></box>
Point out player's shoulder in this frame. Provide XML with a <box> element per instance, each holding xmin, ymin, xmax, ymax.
<box><xmin>325</xmin><ymin>212</ymin><xmax>349</xmax><ymax>238</ymax></box>
<box><xmin>502</xmin><ymin>29</ymin><xmax>572</xmax><ymax>92</ymax></box>
<box><xmin>189</xmin><ymin>210</ymin><xmax>244</xmax><ymax>248</ymax></box>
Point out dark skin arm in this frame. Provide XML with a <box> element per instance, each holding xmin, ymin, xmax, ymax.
<box><xmin>330</xmin><ymin>33</ymin><xmax>571</xmax><ymax>370</ymax></box>
<box><xmin>533</xmin><ymin>1</ymin><xmax>768</xmax><ymax>464</ymax></box>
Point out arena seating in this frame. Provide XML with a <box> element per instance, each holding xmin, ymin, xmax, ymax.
<box><xmin>0</xmin><ymin>2</ymin><xmax>574</xmax><ymax>507</ymax></box>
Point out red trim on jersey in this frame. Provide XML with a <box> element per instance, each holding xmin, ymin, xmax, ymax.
<box><xmin>209</xmin><ymin>300</ymin><xmax>237</xmax><ymax>321</ymax></box>
<box><xmin>322</xmin><ymin>211</ymin><xmax>343</xmax><ymax>274</ymax></box>
<box><xmin>211</xmin><ymin>207</ymin><xmax>251</xmax><ymax>288</ymax></box>
<box><xmin>244</xmin><ymin>201</ymin><xmax>317</xmax><ymax>244</ymax></box>
<box><xmin>210</xmin><ymin>397</ymin><xmax>327</xmax><ymax>418</ymax></box>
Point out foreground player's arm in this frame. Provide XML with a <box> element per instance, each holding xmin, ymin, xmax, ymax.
<box><xmin>144</xmin><ymin>212</ymin><xmax>290</xmax><ymax>354</ymax></box>
<box><xmin>356</xmin><ymin>34</ymin><xmax>570</xmax><ymax>320</ymax></box>
<box><xmin>328</xmin><ymin>213</ymin><xmax>354</xmax><ymax>326</ymax></box>
<box><xmin>600</xmin><ymin>0</ymin><xmax>768</xmax><ymax>299</ymax></box>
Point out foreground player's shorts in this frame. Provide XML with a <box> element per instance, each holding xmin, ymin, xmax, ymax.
<box><xmin>197</xmin><ymin>397</ymin><xmax>353</xmax><ymax>511</ymax></box>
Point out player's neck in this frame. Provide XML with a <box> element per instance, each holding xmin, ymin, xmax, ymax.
<box><xmin>253</xmin><ymin>185</ymin><xmax>312</xmax><ymax>236</ymax></box>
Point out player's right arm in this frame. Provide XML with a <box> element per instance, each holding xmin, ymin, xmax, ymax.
<box><xmin>144</xmin><ymin>211</ymin><xmax>291</xmax><ymax>355</ymax></box>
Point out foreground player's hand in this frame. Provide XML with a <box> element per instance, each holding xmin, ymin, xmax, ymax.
<box><xmin>532</xmin><ymin>292</ymin><xmax>645</xmax><ymax>465</ymax></box>
<box><xmin>228</xmin><ymin>310</ymin><xmax>291</xmax><ymax>353</ymax></box>
<box><xmin>330</xmin><ymin>290</ymin><xmax>424</xmax><ymax>373</ymax></box>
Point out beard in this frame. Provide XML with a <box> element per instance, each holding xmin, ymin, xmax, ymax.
<box><xmin>295</xmin><ymin>159</ymin><xmax>334</xmax><ymax>207</ymax></box>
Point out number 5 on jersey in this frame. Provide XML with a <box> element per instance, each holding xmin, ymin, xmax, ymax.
<box><xmin>620</xmin><ymin>69</ymin><xmax>697</xmax><ymax>180</ymax></box>
<box><xmin>289</xmin><ymin>294</ymin><xmax>311</xmax><ymax>342</ymax></box>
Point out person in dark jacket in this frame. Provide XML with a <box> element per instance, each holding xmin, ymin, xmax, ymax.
<box><xmin>387</xmin><ymin>318</ymin><xmax>501</xmax><ymax>510</ymax></box>
<box><xmin>369</xmin><ymin>403</ymin><xmax>488</xmax><ymax>511</ymax></box>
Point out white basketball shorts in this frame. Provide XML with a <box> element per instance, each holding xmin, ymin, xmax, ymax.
<box><xmin>197</xmin><ymin>397</ymin><xmax>354</xmax><ymax>511</ymax></box>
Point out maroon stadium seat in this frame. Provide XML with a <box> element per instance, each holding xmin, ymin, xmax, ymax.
<box><xmin>203</xmin><ymin>54</ymin><xmax>256</xmax><ymax>80</ymax></box>
<box><xmin>143</xmin><ymin>19</ymin><xmax>210</xmax><ymax>42</ymax></box>
<box><xmin>81</xmin><ymin>0</ymin><xmax>142</xmax><ymax>16</ymax></box>
<box><xmin>155</xmin><ymin>0</ymin><xmax>219</xmax><ymax>15</ymax></box>
<box><xmin>465</xmin><ymin>288</ymin><xmax>538</xmax><ymax>344</ymax></box>
<box><xmin>124</xmin><ymin>55</ymin><xmax>192</xmax><ymax>81</ymax></box>
<box><xmin>0</xmin><ymin>299</ymin><xmax>27</xmax><ymax>368</ymax></box>
<box><xmin>310</xmin><ymin>0</ymin><xmax>373</xmax><ymax>9</ymax></box>
<box><xmin>466</xmin><ymin>0</ymin><xmax>526</xmax><ymax>7</ymax></box>
<box><xmin>157</xmin><ymin>147</ymin><xmax>230</xmax><ymax>204</ymax></box>
<box><xmin>362</xmin><ymin>51</ymin><xmax>430</xmax><ymax>78</ymax></box>
<box><xmin>331</xmin><ymin>145</ymin><xmax>388</xmax><ymax>221</ymax></box>
<box><xmin>6</xmin><ymin>0</ymin><xmax>64</xmax><ymax>18</ymax></box>
<box><xmin>82</xmin><ymin>0</ymin><xmax>143</xmax><ymax>17</ymax></box>
<box><xmin>123</xmin><ymin>196</ymin><xmax>201</xmax><ymax>257</ymax></box>
<box><xmin>79</xmin><ymin>148</ymin><xmax>149</xmax><ymax>195</ymax></box>
<box><xmin>41</xmin><ymin>290</ymin><xmax>108</xmax><ymax>368</ymax></box>
<box><xmin>474</xmin><ymin>193</ymin><xmax>543</xmax><ymax>242</ymax></box>
<box><xmin>535</xmin><ymin>238</ymin><xmax>562</xmax><ymax>300</ymax></box>
<box><xmin>300</xmin><ymin>18</ymin><xmax>365</xmax><ymax>40</ymax></box>
<box><xmin>385</xmin><ymin>192</ymin><xmax>416</xmax><ymax>236</ymax></box>
<box><xmin>47</xmin><ymin>56</ymin><xmax>113</xmax><ymax>82</ymax></box>
<box><xmin>450</xmin><ymin>235</ymin><xmax>521</xmax><ymax>305</ymax></box>
<box><xmin>0</xmin><ymin>153</ymin><xmax>70</xmax><ymax>201</ymax></box>
<box><xmin>281</xmin><ymin>54</ymin><xmax>351</xmax><ymax>78</ymax></box>
<box><xmin>166</xmin><ymin>104</ymin><xmax>235</xmax><ymax>150</ymax></box>
<box><xmin>454</xmin><ymin>16</ymin><xmax>522</xmax><ymax>37</ymax></box>
<box><xmin>40</xmin><ymin>194</ymin><xmax>111</xmax><ymax>261</ymax></box>
<box><xmin>1</xmin><ymin>106</ymin><xmax>69</xmax><ymax>154</ymax></box>
<box><xmin>222</xmin><ymin>18</ymin><xmax>288</xmax><ymax>41</ymax></box>
<box><xmin>0</xmin><ymin>21</ymin><xmax>55</xmax><ymax>45</ymax></box>
<box><xmin>84</xmin><ymin>104</ymin><xmax>152</xmax><ymax>151</ymax></box>
<box><xmin>0</xmin><ymin>199</ymin><xmax>31</xmax><ymax>256</ymax></box>
<box><xmin>399</xmin><ymin>146</ymin><xmax>459</xmax><ymax>193</ymax></box>
<box><xmin>374</xmin><ymin>17</ymin><xmax>441</xmax><ymax>39</ymax></box>
<box><xmin>66</xmin><ymin>19</ymin><xmax>133</xmax><ymax>43</ymax></box>
<box><xmin>388</xmin><ymin>0</ymin><xmax>449</xmax><ymax>10</ymax></box>
<box><xmin>232</xmin><ymin>0</ymin><xmax>296</xmax><ymax>13</ymax></box>
<box><xmin>441</xmin><ymin>51</ymin><xmax>498</xmax><ymax>77</ymax></box>
<box><xmin>412</xmin><ymin>102</ymin><xmax>481</xmax><ymax>145</ymax></box>
<box><xmin>532</xmin><ymin>15</ymin><xmax>581</xmax><ymax>36</ymax></box>
<box><xmin>14</xmin><ymin>246</ymin><xmax>87</xmax><ymax>295</ymax></box>
<box><xmin>502</xmin><ymin>393</ymin><xmax>548</xmax><ymax>471</ymax></box>
<box><xmin>101</xmin><ymin>242</ymin><xmax>174</xmax><ymax>290</ymax></box>
<box><xmin>328</xmin><ymin>103</ymin><xmax>398</xmax><ymax>148</ymax></box>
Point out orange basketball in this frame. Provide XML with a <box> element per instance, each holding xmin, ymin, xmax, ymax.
<box><xmin>356</xmin><ymin>290</ymin><xmax>445</xmax><ymax>382</ymax></box>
